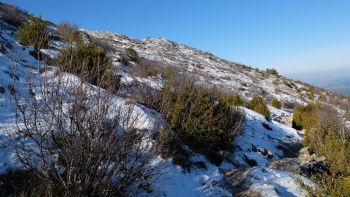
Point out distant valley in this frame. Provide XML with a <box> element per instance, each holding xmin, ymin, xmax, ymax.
<box><xmin>287</xmin><ymin>68</ymin><xmax>350</xmax><ymax>96</ymax></box>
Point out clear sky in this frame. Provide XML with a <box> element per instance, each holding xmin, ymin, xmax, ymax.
<box><xmin>4</xmin><ymin>0</ymin><xmax>350</xmax><ymax>76</ymax></box>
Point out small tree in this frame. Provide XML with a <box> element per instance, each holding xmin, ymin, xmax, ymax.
<box><xmin>248</xmin><ymin>96</ymin><xmax>270</xmax><ymax>119</ymax></box>
<box><xmin>17</xmin><ymin>15</ymin><xmax>49</xmax><ymax>50</ymax></box>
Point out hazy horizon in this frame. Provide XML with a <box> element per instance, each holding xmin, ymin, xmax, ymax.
<box><xmin>286</xmin><ymin>67</ymin><xmax>350</xmax><ymax>95</ymax></box>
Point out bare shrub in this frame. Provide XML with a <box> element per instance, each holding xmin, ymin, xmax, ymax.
<box><xmin>0</xmin><ymin>3</ymin><xmax>27</xmax><ymax>28</ymax></box>
<box><xmin>57</xmin><ymin>22</ymin><xmax>81</xmax><ymax>43</ymax></box>
<box><xmin>131</xmin><ymin>58</ymin><xmax>161</xmax><ymax>78</ymax></box>
<box><xmin>5</xmin><ymin>62</ymin><xmax>161</xmax><ymax>196</ymax></box>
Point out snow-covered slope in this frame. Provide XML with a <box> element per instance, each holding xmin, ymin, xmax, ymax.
<box><xmin>0</xmin><ymin>15</ymin><xmax>347</xmax><ymax>196</ymax></box>
<box><xmin>86</xmin><ymin>30</ymin><xmax>350</xmax><ymax>128</ymax></box>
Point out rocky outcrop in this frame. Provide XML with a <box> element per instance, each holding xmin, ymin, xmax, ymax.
<box><xmin>298</xmin><ymin>147</ymin><xmax>326</xmax><ymax>175</ymax></box>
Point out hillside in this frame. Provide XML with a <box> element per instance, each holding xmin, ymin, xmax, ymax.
<box><xmin>82</xmin><ymin>30</ymin><xmax>350</xmax><ymax>127</ymax></box>
<box><xmin>0</xmin><ymin>4</ymin><xmax>350</xmax><ymax>196</ymax></box>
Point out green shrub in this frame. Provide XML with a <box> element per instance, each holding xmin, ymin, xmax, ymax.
<box><xmin>120</xmin><ymin>48</ymin><xmax>140</xmax><ymax>65</ymax></box>
<box><xmin>17</xmin><ymin>15</ymin><xmax>49</xmax><ymax>49</ymax></box>
<box><xmin>296</xmin><ymin>103</ymin><xmax>350</xmax><ymax>196</ymax></box>
<box><xmin>305</xmin><ymin>123</ymin><xmax>350</xmax><ymax>196</ymax></box>
<box><xmin>218</xmin><ymin>93</ymin><xmax>244</xmax><ymax>106</ymax></box>
<box><xmin>157</xmin><ymin>129</ymin><xmax>192</xmax><ymax>171</ymax></box>
<box><xmin>306</xmin><ymin>91</ymin><xmax>314</xmax><ymax>100</ymax></box>
<box><xmin>266</xmin><ymin>68</ymin><xmax>278</xmax><ymax>75</ymax></box>
<box><xmin>271</xmin><ymin>99</ymin><xmax>282</xmax><ymax>109</ymax></box>
<box><xmin>292</xmin><ymin>104</ymin><xmax>318</xmax><ymax>130</ymax></box>
<box><xmin>248</xmin><ymin>97</ymin><xmax>270</xmax><ymax>119</ymax></box>
<box><xmin>57</xmin><ymin>42</ymin><xmax>120</xmax><ymax>92</ymax></box>
<box><xmin>158</xmin><ymin>74</ymin><xmax>244</xmax><ymax>164</ymax></box>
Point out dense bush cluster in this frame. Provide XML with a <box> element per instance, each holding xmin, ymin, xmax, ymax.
<box><xmin>292</xmin><ymin>104</ymin><xmax>318</xmax><ymax>130</ymax></box>
<box><xmin>17</xmin><ymin>15</ymin><xmax>49</xmax><ymax>50</ymax></box>
<box><xmin>157</xmin><ymin>71</ymin><xmax>244</xmax><ymax>164</ymax></box>
<box><xmin>266</xmin><ymin>68</ymin><xmax>278</xmax><ymax>75</ymax></box>
<box><xmin>57</xmin><ymin>42</ymin><xmax>120</xmax><ymax>92</ymax></box>
<box><xmin>293</xmin><ymin>103</ymin><xmax>350</xmax><ymax>196</ymax></box>
<box><xmin>271</xmin><ymin>99</ymin><xmax>282</xmax><ymax>109</ymax></box>
<box><xmin>218</xmin><ymin>93</ymin><xmax>244</xmax><ymax>106</ymax></box>
<box><xmin>248</xmin><ymin>96</ymin><xmax>270</xmax><ymax>119</ymax></box>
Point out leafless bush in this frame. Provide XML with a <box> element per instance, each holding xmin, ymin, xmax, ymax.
<box><xmin>5</xmin><ymin>59</ymin><xmax>161</xmax><ymax>196</ymax></box>
<box><xmin>57</xmin><ymin>22</ymin><xmax>81</xmax><ymax>43</ymax></box>
<box><xmin>131</xmin><ymin>58</ymin><xmax>162</xmax><ymax>78</ymax></box>
<box><xmin>0</xmin><ymin>3</ymin><xmax>27</xmax><ymax>28</ymax></box>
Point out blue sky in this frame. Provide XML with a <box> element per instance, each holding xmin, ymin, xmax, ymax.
<box><xmin>5</xmin><ymin>0</ymin><xmax>350</xmax><ymax>76</ymax></box>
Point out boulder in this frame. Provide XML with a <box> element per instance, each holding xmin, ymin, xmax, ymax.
<box><xmin>298</xmin><ymin>147</ymin><xmax>326</xmax><ymax>175</ymax></box>
<box><xmin>268</xmin><ymin>158</ymin><xmax>301</xmax><ymax>174</ymax></box>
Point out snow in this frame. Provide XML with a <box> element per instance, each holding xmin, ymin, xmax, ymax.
<box><xmin>40</xmin><ymin>48</ymin><xmax>60</xmax><ymax>58</ymax></box>
<box><xmin>149</xmin><ymin>107</ymin><xmax>311</xmax><ymax>197</ymax></box>
<box><xmin>0</xmin><ymin>18</ymin><xmax>329</xmax><ymax>196</ymax></box>
<box><xmin>234</xmin><ymin>108</ymin><xmax>302</xmax><ymax>166</ymax></box>
<box><xmin>87</xmin><ymin>28</ymin><xmax>313</xmax><ymax>107</ymax></box>
<box><xmin>248</xmin><ymin>167</ymin><xmax>313</xmax><ymax>197</ymax></box>
<box><xmin>151</xmin><ymin>155</ymin><xmax>232</xmax><ymax>197</ymax></box>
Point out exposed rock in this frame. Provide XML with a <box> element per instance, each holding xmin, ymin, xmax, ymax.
<box><xmin>298</xmin><ymin>147</ymin><xmax>326</xmax><ymax>175</ymax></box>
<box><xmin>276</xmin><ymin>142</ymin><xmax>303</xmax><ymax>158</ymax></box>
<box><xmin>223</xmin><ymin>168</ymin><xmax>251</xmax><ymax>195</ymax></box>
<box><xmin>235</xmin><ymin>188</ymin><xmax>263</xmax><ymax>197</ymax></box>
<box><xmin>282</xmin><ymin>114</ymin><xmax>293</xmax><ymax>128</ymax></box>
<box><xmin>268</xmin><ymin>158</ymin><xmax>301</xmax><ymax>174</ymax></box>
<box><xmin>258</xmin><ymin>148</ymin><xmax>273</xmax><ymax>159</ymax></box>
